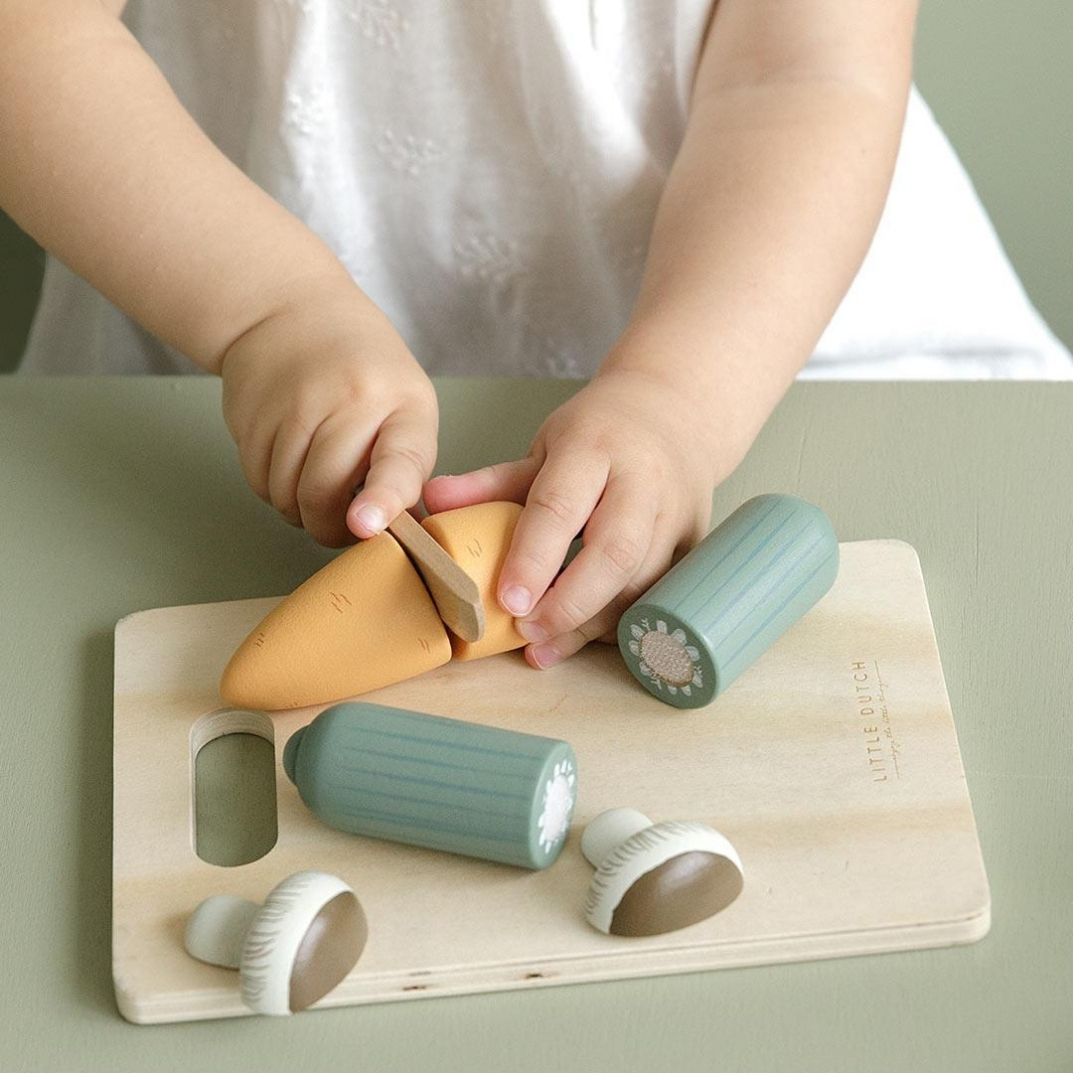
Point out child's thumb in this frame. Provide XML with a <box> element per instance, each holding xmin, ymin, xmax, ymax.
<box><xmin>346</xmin><ymin>411</ymin><xmax>437</xmax><ymax>538</ymax></box>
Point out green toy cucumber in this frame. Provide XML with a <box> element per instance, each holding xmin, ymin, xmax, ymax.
<box><xmin>617</xmin><ymin>493</ymin><xmax>839</xmax><ymax>709</ymax></box>
<box><xmin>283</xmin><ymin>702</ymin><xmax>577</xmax><ymax>869</ymax></box>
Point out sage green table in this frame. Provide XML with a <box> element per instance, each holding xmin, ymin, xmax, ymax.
<box><xmin>0</xmin><ymin>377</ymin><xmax>1070</xmax><ymax>1071</ymax></box>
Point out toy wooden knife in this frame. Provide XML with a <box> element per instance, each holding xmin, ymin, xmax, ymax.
<box><xmin>387</xmin><ymin>511</ymin><xmax>485</xmax><ymax>642</ymax></box>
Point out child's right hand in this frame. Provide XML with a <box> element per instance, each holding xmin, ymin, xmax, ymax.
<box><xmin>220</xmin><ymin>286</ymin><xmax>439</xmax><ymax>548</ymax></box>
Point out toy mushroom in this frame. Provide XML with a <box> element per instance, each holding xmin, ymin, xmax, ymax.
<box><xmin>183</xmin><ymin>870</ymin><xmax>367</xmax><ymax>1015</ymax></box>
<box><xmin>581</xmin><ymin>809</ymin><xmax>744</xmax><ymax>937</ymax></box>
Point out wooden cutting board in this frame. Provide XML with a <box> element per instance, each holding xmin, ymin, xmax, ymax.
<box><xmin>112</xmin><ymin>540</ymin><xmax>990</xmax><ymax>1024</ymax></box>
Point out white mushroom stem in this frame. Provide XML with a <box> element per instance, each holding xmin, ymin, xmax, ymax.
<box><xmin>581</xmin><ymin>808</ymin><xmax>654</xmax><ymax>868</ymax></box>
<box><xmin>184</xmin><ymin>895</ymin><xmax>261</xmax><ymax>969</ymax></box>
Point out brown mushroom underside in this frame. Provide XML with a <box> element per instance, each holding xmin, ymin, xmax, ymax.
<box><xmin>609</xmin><ymin>849</ymin><xmax>743</xmax><ymax>937</ymax></box>
<box><xmin>289</xmin><ymin>891</ymin><xmax>368</xmax><ymax>1012</ymax></box>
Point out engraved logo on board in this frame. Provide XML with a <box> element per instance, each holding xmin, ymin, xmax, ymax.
<box><xmin>851</xmin><ymin>660</ymin><xmax>901</xmax><ymax>782</ymax></box>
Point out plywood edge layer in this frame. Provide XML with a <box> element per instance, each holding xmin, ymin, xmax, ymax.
<box><xmin>116</xmin><ymin>905</ymin><xmax>991</xmax><ymax>1025</ymax></box>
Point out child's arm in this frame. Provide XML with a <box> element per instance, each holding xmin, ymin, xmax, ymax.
<box><xmin>425</xmin><ymin>0</ymin><xmax>920</xmax><ymax>666</ymax></box>
<box><xmin>0</xmin><ymin>0</ymin><xmax>436</xmax><ymax>547</ymax></box>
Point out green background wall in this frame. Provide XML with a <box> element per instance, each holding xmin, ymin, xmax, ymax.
<box><xmin>0</xmin><ymin>0</ymin><xmax>1071</xmax><ymax>372</ymax></box>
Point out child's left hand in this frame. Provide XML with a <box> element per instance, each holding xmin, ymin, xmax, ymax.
<box><xmin>422</xmin><ymin>368</ymin><xmax>747</xmax><ymax>668</ymax></box>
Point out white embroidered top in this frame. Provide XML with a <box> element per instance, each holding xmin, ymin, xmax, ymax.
<box><xmin>19</xmin><ymin>0</ymin><xmax>1071</xmax><ymax>378</ymax></box>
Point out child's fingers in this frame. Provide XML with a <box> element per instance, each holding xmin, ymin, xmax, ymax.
<box><xmin>513</xmin><ymin>474</ymin><xmax>656</xmax><ymax>643</ymax></box>
<box><xmin>296</xmin><ymin>410</ymin><xmax>377</xmax><ymax>546</ymax></box>
<box><xmin>234</xmin><ymin>418</ymin><xmax>276</xmax><ymax>506</ymax></box>
<box><xmin>495</xmin><ymin>453</ymin><xmax>609</xmax><ymax>619</ymax></box>
<box><xmin>423</xmin><ymin>458</ymin><xmax>539</xmax><ymax>513</ymax></box>
<box><xmin>522</xmin><ymin>536</ymin><xmax>678</xmax><ymax>669</ymax></box>
<box><xmin>347</xmin><ymin>408</ymin><xmax>438</xmax><ymax>539</ymax></box>
<box><xmin>267</xmin><ymin>417</ymin><xmax>317</xmax><ymax>527</ymax></box>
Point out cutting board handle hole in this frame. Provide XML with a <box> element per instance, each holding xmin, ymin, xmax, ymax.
<box><xmin>190</xmin><ymin>709</ymin><xmax>278</xmax><ymax>867</ymax></box>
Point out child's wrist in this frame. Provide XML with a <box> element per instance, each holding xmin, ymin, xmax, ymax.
<box><xmin>216</xmin><ymin>274</ymin><xmax>386</xmax><ymax>379</ymax></box>
<box><xmin>597</xmin><ymin>335</ymin><xmax>760</xmax><ymax>482</ymax></box>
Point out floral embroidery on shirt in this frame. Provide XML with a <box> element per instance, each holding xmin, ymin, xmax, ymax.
<box><xmin>453</xmin><ymin>233</ymin><xmax>525</xmax><ymax>289</ymax></box>
<box><xmin>339</xmin><ymin>0</ymin><xmax>408</xmax><ymax>51</ymax></box>
<box><xmin>284</xmin><ymin>80</ymin><xmax>330</xmax><ymax>137</ymax></box>
<box><xmin>530</xmin><ymin>331</ymin><xmax>584</xmax><ymax>378</ymax></box>
<box><xmin>375</xmin><ymin>128</ymin><xmax>446</xmax><ymax>177</ymax></box>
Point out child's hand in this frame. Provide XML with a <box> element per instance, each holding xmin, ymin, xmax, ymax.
<box><xmin>221</xmin><ymin>288</ymin><xmax>438</xmax><ymax>548</ymax></box>
<box><xmin>423</xmin><ymin>368</ymin><xmax>747</xmax><ymax>667</ymax></box>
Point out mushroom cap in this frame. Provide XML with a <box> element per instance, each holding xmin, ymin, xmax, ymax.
<box><xmin>584</xmin><ymin>821</ymin><xmax>743</xmax><ymax>936</ymax></box>
<box><xmin>288</xmin><ymin>890</ymin><xmax>367</xmax><ymax>1012</ymax></box>
<box><xmin>239</xmin><ymin>871</ymin><xmax>367</xmax><ymax>1015</ymax></box>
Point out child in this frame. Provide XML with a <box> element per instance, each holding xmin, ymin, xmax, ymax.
<box><xmin>2</xmin><ymin>1</ymin><xmax>1070</xmax><ymax>671</ymax></box>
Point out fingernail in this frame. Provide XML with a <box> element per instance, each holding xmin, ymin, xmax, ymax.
<box><xmin>516</xmin><ymin>622</ymin><xmax>548</xmax><ymax>643</ymax></box>
<box><xmin>354</xmin><ymin>504</ymin><xmax>387</xmax><ymax>534</ymax></box>
<box><xmin>531</xmin><ymin>643</ymin><xmax>562</xmax><ymax>669</ymax></box>
<box><xmin>502</xmin><ymin>585</ymin><xmax>532</xmax><ymax>617</ymax></box>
